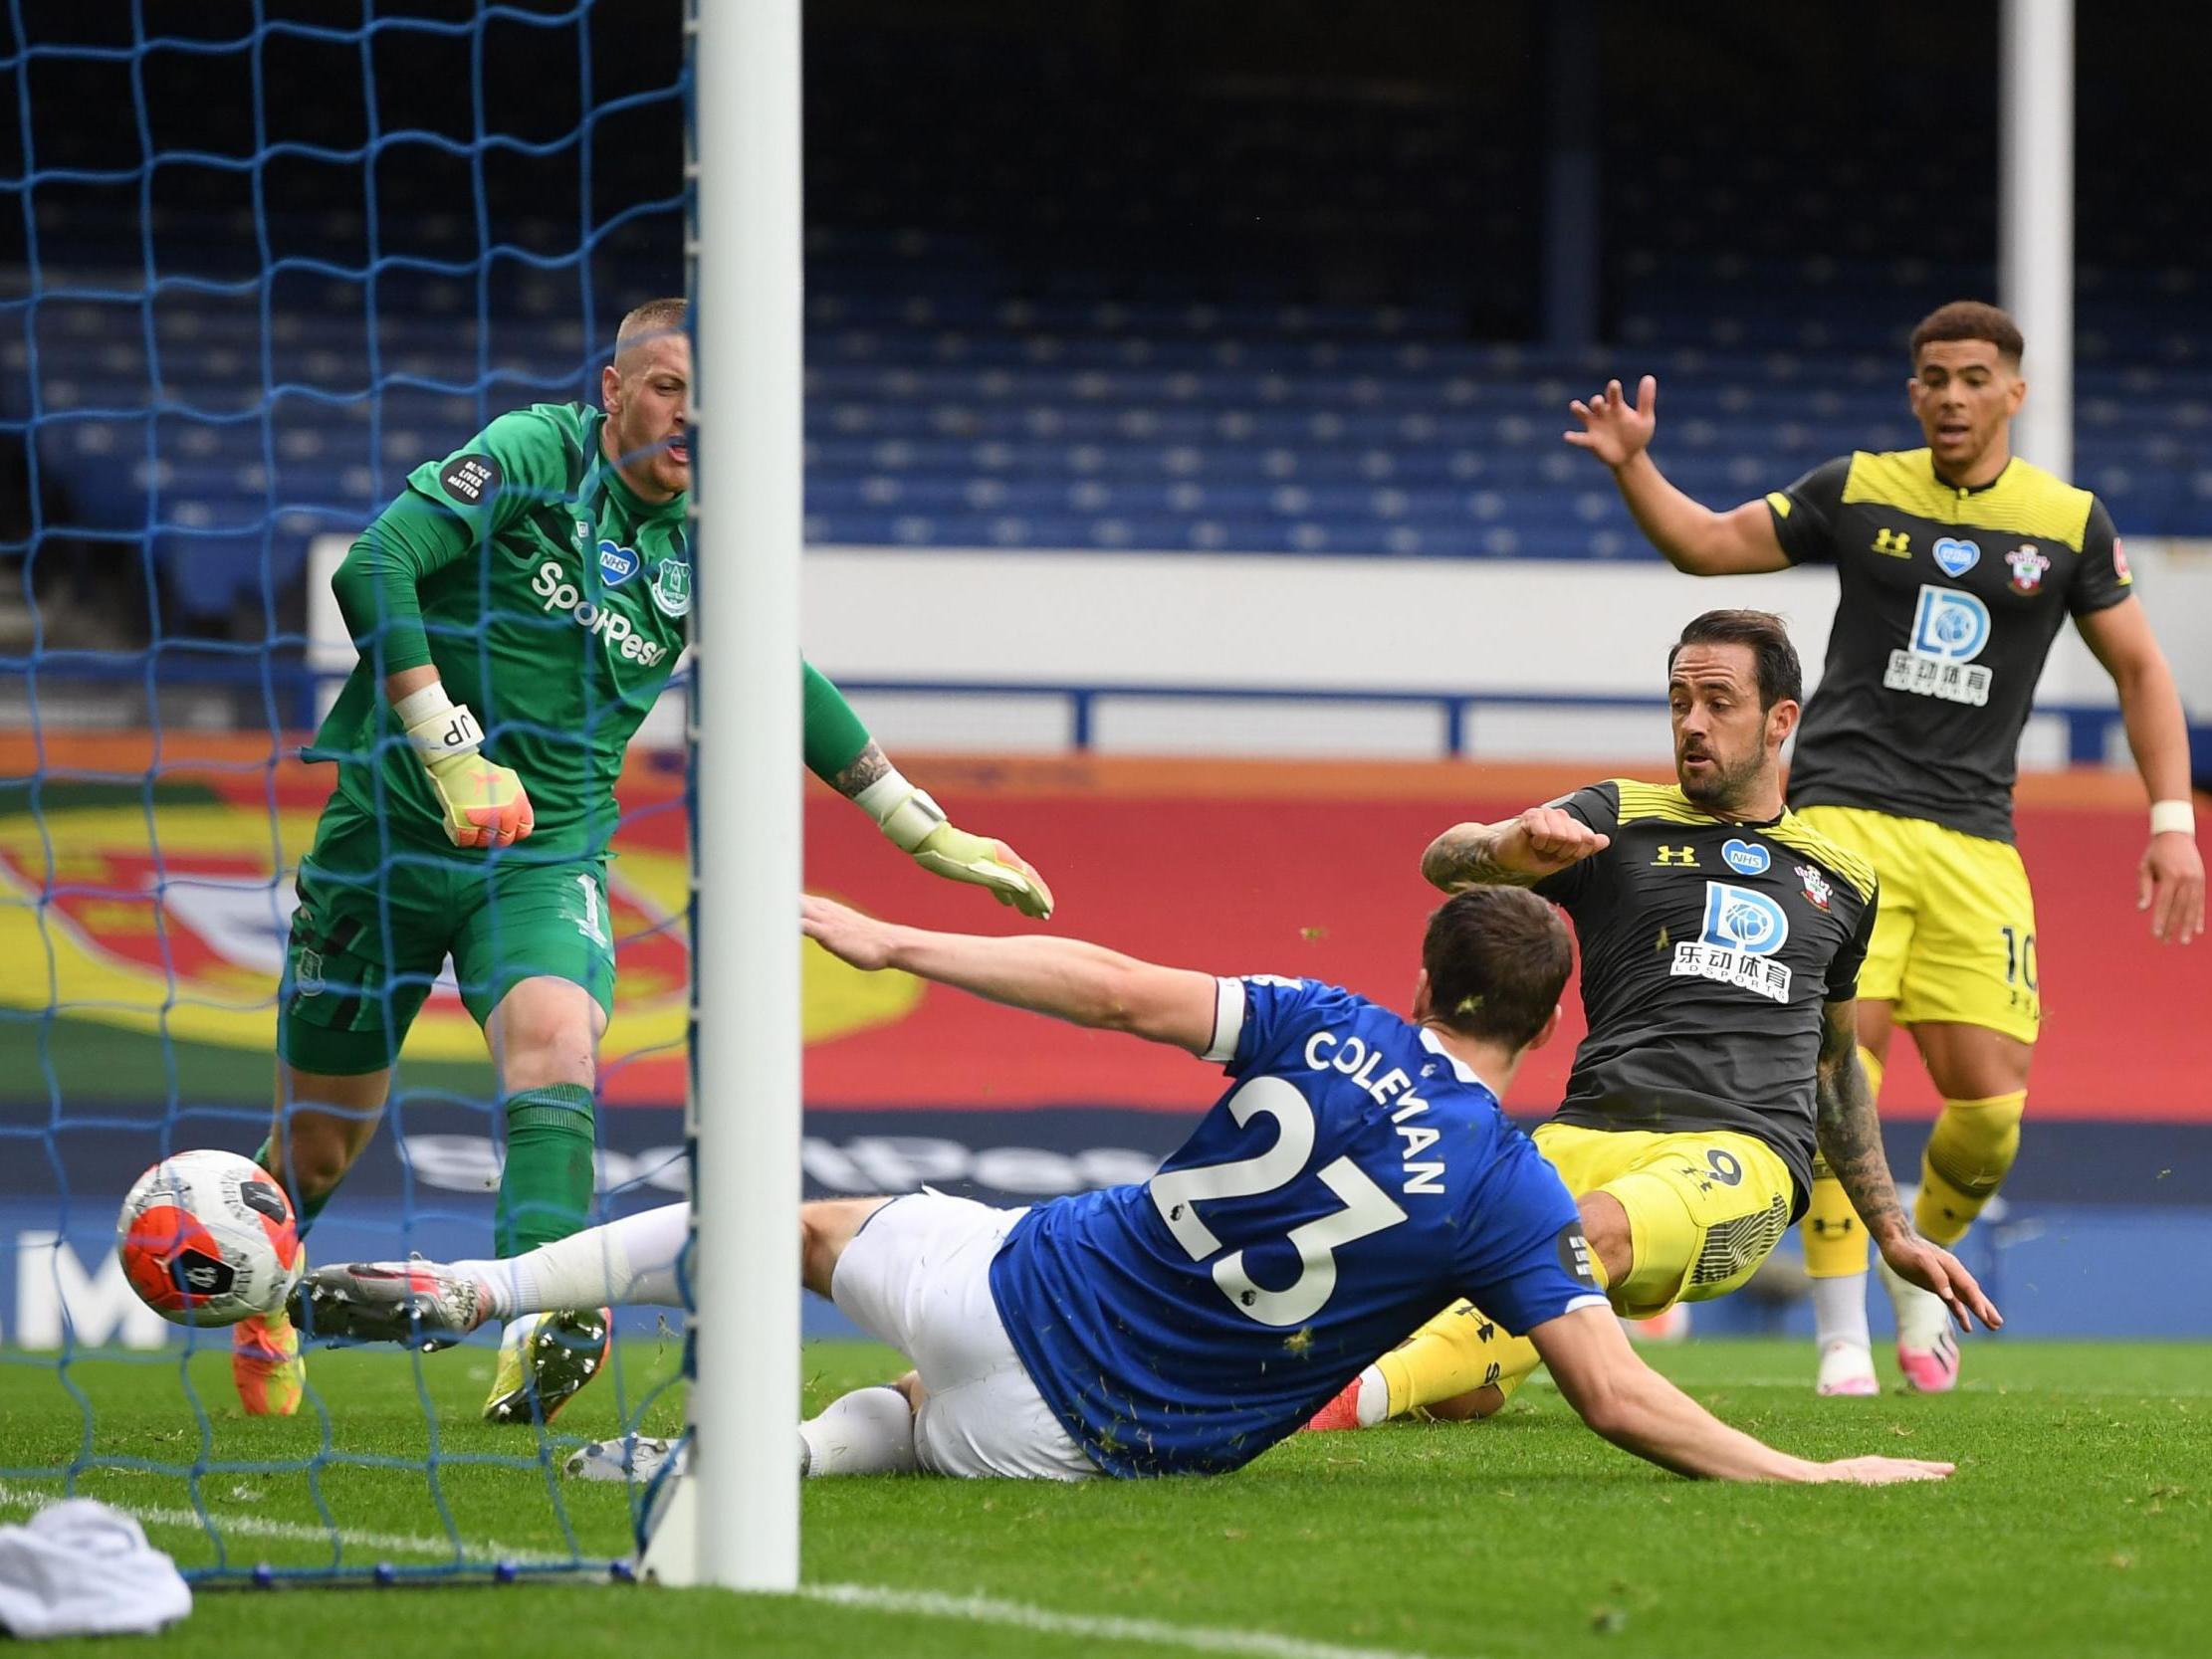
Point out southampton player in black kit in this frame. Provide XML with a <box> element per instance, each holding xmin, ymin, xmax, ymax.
<box><xmin>1561</xmin><ymin>302</ymin><xmax>2202</xmax><ymax>1395</ymax></box>
<box><xmin>1306</xmin><ymin>612</ymin><xmax>1996</xmax><ymax>1432</ymax></box>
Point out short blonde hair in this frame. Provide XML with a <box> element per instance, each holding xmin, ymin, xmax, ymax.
<box><xmin>614</xmin><ymin>297</ymin><xmax>687</xmax><ymax>362</ymax></box>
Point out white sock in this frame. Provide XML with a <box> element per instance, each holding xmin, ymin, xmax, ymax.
<box><xmin>1354</xmin><ymin>1365</ymin><xmax>1393</xmax><ymax>1427</ymax></box>
<box><xmin>798</xmin><ymin>1385</ymin><xmax>919</xmax><ymax>1477</ymax></box>
<box><xmin>454</xmin><ymin>1202</ymin><xmax>693</xmax><ymax>1321</ymax></box>
<box><xmin>1812</xmin><ymin>1271</ymin><xmax>1872</xmax><ymax>1354</ymax></box>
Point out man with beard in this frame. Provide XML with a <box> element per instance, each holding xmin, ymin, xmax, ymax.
<box><xmin>234</xmin><ymin>298</ymin><xmax>1051</xmax><ymax>1424</ymax></box>
<box><xmin>1557</xmin><ymin>304</ymin><xmax>2200</xmax><ymax>1396</ymax></box>
<box><xmin>1307</xmin><ymin>609</ymin><xmax>1977</xmax><ymax>1431</ymax></box>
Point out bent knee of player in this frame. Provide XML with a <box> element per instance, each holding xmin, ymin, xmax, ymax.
<box><xmin>799</xmin><ymin>1197</ymin><xmax>892</xmax><ymax>1299</ymax></box>
<box><xmin>1913</xmin><ymin>1021</ymin><xmax>2033</xmax><ymax>1099</ymax></box>
<box><xmin>491</xmin><ymin>978</ymin><xmax>601</xmax><ymax>1093</ymax></box>
<box><xmin>270</xmin><ymin>1117</ymin><xmax>359</xmax><ymax>1201</ymax></box>
<box><xmin>1576</xmin><ymin>1190</ymin><xmax>1634</xmax><ymax>1287</ymax></box>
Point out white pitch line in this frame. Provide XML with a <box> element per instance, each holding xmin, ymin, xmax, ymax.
<box><xmin>0</xmin><ymin>1480</ymin><xmax>567</xmax><ymax>1566</ymax></box>
<box><xmin>801</xmin><ymin>1581</ymin><xmax>1471</xmax><ymax>1659</ymax></box>
<box><xmin>1624</xmin><ymin>1376</ymin><xmax>2212</xmax><ymax>1399</ymax></box>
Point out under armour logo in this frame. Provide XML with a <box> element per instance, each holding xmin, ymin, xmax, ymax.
<box><xmin>1874</xmin><ymin>527</ymin><xmax>1912</xmax><ymax>557</ymax></box>
<box><xmin>1653</xmin><ymin>845</ymin><xmax>1699</xmax><ymax>868</ymax></box>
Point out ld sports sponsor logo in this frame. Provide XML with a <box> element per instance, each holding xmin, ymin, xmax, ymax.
<box><xmin>1671</xmin><ymin>880</ymin><xmax>1793</xmax><ymax>1002</ymax></box>
<box><xmin>1884</xmin><ymin>583</ymin><xmax>1993</xmax><ymax>707</ymax></box>
<box><xmin>533</xmin><ymin>558</ymin><xmax>672</xmax><ymax>666</ymax></box>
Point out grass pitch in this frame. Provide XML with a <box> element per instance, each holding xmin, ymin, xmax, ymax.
<box><xmin>0</xmin><ymin>1338</ymin><xmax>2206</xmax><ymax>1658</ymax></box>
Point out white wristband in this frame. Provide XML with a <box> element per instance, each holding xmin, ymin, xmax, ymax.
<box><xmin>2150</xmin><ymin>799</ymin><xmax>2196</xmax><ymax>838</ymax></box>
<box><xmin>854</xmin><ymin>767</ymin><xmax>946</xmax><ymax>852</ymax></box>
<box><xmin>393</xmin><ymin>683</ymin><xmax>483</xmax><ymax>761</ymax></box>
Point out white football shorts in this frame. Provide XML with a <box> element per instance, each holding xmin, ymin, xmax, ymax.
<box><xmin>829</xmin><ymin>1190</ymin><xmax>1099</xmax><ymax>1482</ymax></box>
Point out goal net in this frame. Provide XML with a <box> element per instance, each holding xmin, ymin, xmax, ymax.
<box><xmin>0</xmin><ymin>0</ymin><xmax>692</xmax><ymax>1581</ymax></box>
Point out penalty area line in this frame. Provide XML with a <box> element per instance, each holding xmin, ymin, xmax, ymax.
<box><xmin>801</xmin><ymin>1580</ymin><xmax>1475</xmax><ymax>1659</ymax></box>
<box><xmin>0</xmin><ymin>1479</ymin><xmax>566</xmax><ymax>1566</ymax></box>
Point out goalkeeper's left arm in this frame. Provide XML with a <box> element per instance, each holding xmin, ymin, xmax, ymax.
<box><xmin>804</xmin><ymin>661</ymin><xmax>1053</xmax><ymax>919</ymax></box>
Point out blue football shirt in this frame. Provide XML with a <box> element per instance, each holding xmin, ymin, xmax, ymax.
<box><xmin>988</xmin><ymin>976</ymin><xmax>1608</xmax><ymax>1478</ymax></box>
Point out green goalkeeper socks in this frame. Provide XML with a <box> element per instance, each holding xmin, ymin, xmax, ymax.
<box><xmin>495</xmin><ymin>1083</ymin><xmax>598</xmax><ymax>1257</ymax></box>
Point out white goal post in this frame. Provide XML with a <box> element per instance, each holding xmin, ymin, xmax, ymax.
<box><xmin>644</xmin><ymin>0</ymin><xmax>806</xmax><ymax>1591</ymax></box>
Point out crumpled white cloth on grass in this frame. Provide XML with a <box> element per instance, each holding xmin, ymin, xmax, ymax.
<box><xmin>0</xmin><ymin>1499</ymin><xmax>191</xmax><ymax>1638</ymax></box>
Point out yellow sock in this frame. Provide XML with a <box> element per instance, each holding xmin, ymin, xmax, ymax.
<box><xmin>1915</xmin><ymin>1090</ymin><xmax>2026</xmax><ymax>1247</ymax></box>
<box><xmin>1374</xmin><ymin>1303</ymin><xmax>1513</xmax><ymax>1416</ymax></box>
<box><xmin>1377</xmin><ymin>1247</ymin><xmax>1614</xmax><ymax>1419</ymax></box>
<box><xmin>1801</xmin><ymin>1046</ymin><xmax>1880</xmax><ymax>1277</ymax></box>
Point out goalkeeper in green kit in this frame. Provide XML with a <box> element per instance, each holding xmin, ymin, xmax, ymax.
<box><xmin>235</xmin><ymin>299</ymin><xmax>1052</xmax><ymax>1420</ymax></box>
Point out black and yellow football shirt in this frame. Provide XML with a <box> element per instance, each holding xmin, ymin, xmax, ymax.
<box><xmin>1766</xmin><ymin>449</ymin><xmax>2133</xmax><ymax>843</ymax></box>
<box><xmin>1533</xmin><ymin>780</ymin><xmax>1880</xmax><ymax>1212</ymax></box>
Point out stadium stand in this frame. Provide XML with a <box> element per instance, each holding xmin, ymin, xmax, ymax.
<box><xmin>5</xmin><ymin>10</ymin><xmax>2210</xmax><ymax>647</ymax></box>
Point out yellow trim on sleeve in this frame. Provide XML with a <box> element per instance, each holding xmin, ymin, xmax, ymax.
<box><xmin>1766</xmin><ymin>491</ymin><xmax>1793</xmax><ymax>518</ymax></box>
<box><xmin>1611</xmin><ymin>780</ymin><xmax>1715</xmax><ymax>827</ymax></box>
<box><xmin>1765</xmin><ymin>814</ymin><xmax>1880</xmax><ymax>904</ymax></box>
<box><xmin>1607</xmin><ymin>781</ymin><xmax>1879</xmax><ymax>904</ymax></box>
<box><xmin>1840</xmin><ymin>450</ymin><xmax>2095</xmax><ymax>551</ymax></box>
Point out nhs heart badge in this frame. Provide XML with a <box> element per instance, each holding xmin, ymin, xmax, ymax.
<box><xmin>1933</xmin><ymin>536</ymin><xmax>1981</xmax><ymax>578</ymax></box>
<box><xmin>597</xmin><ymin>539</ymin><xmax>641</xmax><ymax>587</ymax></box>
<box><xmin>1721</xmin><ymin>838</ymin><xmax>1771</xmax><ymax>877</ymax></box>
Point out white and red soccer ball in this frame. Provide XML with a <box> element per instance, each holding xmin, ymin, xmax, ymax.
<box><xmin>116</xmin><ymin>1149</ymin><xmax>304</xmax><ymax>1327</ymax></box>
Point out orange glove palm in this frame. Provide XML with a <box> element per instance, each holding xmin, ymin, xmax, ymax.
<box><xmin>423</xmin><ymin>749</ymin><xmax>535</xmax><ymax>849</ymax></box>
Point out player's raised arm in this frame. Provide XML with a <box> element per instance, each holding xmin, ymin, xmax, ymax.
<box><xmin>803</xmin><ymin>662</ymin><xmax>1054</xmax><ymax>920</ymax></box>
<box><xmin>802</xmin><ymin>895</ymin><xmax>1218</xmax><ymax>1052</ymax></box>
<box><xmin>1422</xmin><ymin>806</ymin><xmax>1610</xmax><ymax>891</ymax></box>
<box><xmin>1531</xmin><ymin>1305</ymin><xmax>1951</xmax><ymax>1484</ymax></box>
<box><xmin>330</xmin><ymin>504</ymin><xmax>534</xmax><ymax>851</ymax></box>
<box><xmin>1566</xmin><ymin>376</ymin><xmax>1791</xmax><ymax>576</ymax></box>
<box><xmin>1812</xmin><ymin>995</ymin><xmax>2003</xmax><ymax>1334</ymax></box>
<box><xmin>2074</xmin><ymin>598</ymin><xmax>2204</xmax><ymax>945</ymax></box>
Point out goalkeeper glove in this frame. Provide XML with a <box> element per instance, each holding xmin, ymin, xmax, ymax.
<box><xmin>858</xmin><ymin>771</ymin><xmax>1054</xmax><ymax>919</ymax></box>
<box><xmin>395</xmin><ymin>684</ymin><xmax>536</xmax><ymax>850</ymax></box>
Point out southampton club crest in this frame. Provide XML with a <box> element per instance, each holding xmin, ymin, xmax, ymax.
<box><xmin>1796</xmin><ymin>863</ymin><xmax>1834</xmax><ymax>912</ymax></box>
<box><xmin>649</xmin><ymin>556</ymin><xmax>692</xmax><ymax>618</ymax></box>
<box><xmin>2005</xmin><ymin>543</ymin><xmax>2051</xmax><ymax>595</ymax></box>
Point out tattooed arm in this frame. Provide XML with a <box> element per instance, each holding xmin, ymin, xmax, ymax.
<box><xmin>826</xmin><ymin>739</ymin><xmax>893</xmax><ymax>802</ymax></box>
<box><xmin>1814</xmin><ymin>996</ymin><xmax>2003</xmax><ymax>1334</ymax></box>
<box><xmin>1422</xmin><ymin>807</ymin><xmax>1611</xmax><ymax>891</ymax></box>
<box><xmin>1811</xmin><ymin>995</ymin><xmax>1907</xmax><ymax>1241</ymax></box>
<box><xmin>799</xmin><ymin>662</ymin><xmax>1053</xmax><ymax>919</ymax></box>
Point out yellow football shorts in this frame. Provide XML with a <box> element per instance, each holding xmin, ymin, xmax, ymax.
<box><xmin>1792</xmin><ymin>805</ymin><xmax>2041</xmax><ymax>1042</ymax></box>
<box><xmin>1531</xmin><ymin>1122</ymin><xmax>1797</xmax><ymax>1322</ymax></box>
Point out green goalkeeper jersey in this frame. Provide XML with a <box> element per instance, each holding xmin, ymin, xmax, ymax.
<box><xmin>307</xmin><ymin>401</ymin><xmax>691</xmax><ymax>861</ymax></box>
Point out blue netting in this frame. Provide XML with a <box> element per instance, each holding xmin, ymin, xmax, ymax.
<box><xmin>0</xmin><ymin>0</ymin><xmax>690</xmax><ymax>1583</ymax></box>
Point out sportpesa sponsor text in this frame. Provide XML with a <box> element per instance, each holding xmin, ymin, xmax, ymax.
<box><xmin>531</xmin><ymin>557</ymin><xmax>673</xmax><ymax>666</ymax></box>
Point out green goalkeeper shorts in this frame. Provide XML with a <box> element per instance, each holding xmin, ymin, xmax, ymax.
<box><xmin>277</xmin><ymin>793</ymin><xmax>618</xmax><ymax>1076</ymax></box>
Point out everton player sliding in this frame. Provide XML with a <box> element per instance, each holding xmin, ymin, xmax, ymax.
<box><xmin>293</xmin><ymin>887</ymin><xmax>1986</xmax><ymax>1485</ymax></box>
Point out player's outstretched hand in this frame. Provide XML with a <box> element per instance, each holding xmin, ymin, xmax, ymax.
<box><xmin>1813</xmin><ymin>1456</ymin><xmax>1955</xmax><ymax>1485</ymax></box>
<box><xmin>1564</xmin><ymin>375</ymin><xmax>1659</xmax><ymax>470</ymax></box>
<box><xmin>2138</xmin><ymin>829</ymin><xmax>2205</xmax><ymax>944</ymax></box>
<box><xmin>1499</xmin><ymin>806</ymin><xmax>1612</xmax><ymax>879</ymax></box>
<box><xmin>911</xmin><ymin>822</ymin><xmax>1054</xmax><ymax>919</ymax></box>
<box><xmin>801</xmin><ymin>894</ymin><xmax>900</xmax><ymax>970</ymax></box>
<box><xmin>424</xmin><ymin>751</ymin><xmax>535</xmax><ymax>849</ymax></box>
<box><xmin>1879</xmin><ymin>1233</ymin><xmax>2002</xmax><ymax>1335</ymax></box>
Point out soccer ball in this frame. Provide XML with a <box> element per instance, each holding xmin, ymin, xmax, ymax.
<box><xmin>116</xmin><ymin>1149</ymin><xmax>304</xmax><ymax>1327</ymax></box>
